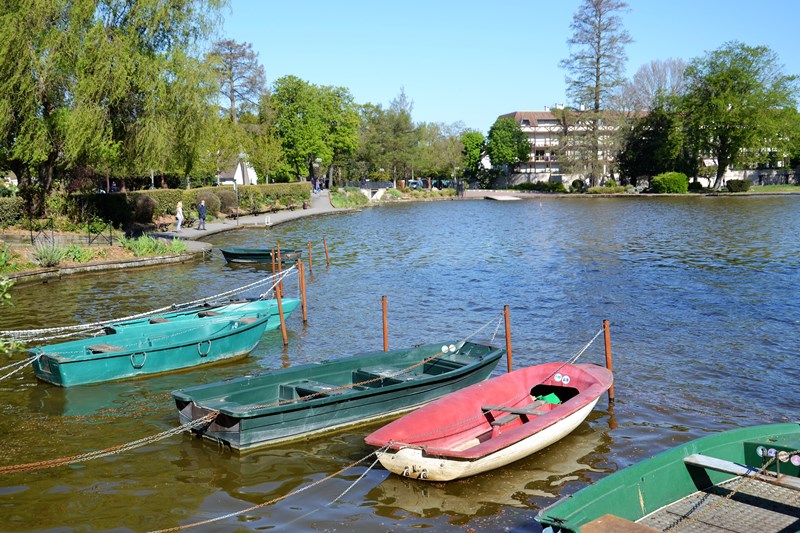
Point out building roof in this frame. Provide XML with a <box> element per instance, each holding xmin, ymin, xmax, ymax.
<box><xmin>497</xmin><ymin>111</ymin><xmax>558</xmax><ymax>127</ymax></box>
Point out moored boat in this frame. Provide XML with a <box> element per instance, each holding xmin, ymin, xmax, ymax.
<box><xmin>30</xmin><ymin>298</ymin><xmax>300</xmax><ymax>386</ymax></box>
<box><xmin>536</xmin><ymin>422</ymin><xmax>800</xmax><ymax>533</ymax></box>
<box><xmin>171</xmin><ymin>341</ymin><xmax>505</xmax><ymax>452</ymax></box>
<box><xmin>219</xmin><ymin>247</ymin><xmax>302</xmax><ymax>264</ymax></box>
<box><xmin>364</xmin><ymin>361</ymin><xmax>613</xmax><ymax>481</ymax></box>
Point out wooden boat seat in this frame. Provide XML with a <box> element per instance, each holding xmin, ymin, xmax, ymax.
<box><xmin>148</xmin><ymin>317</ymin><xmax>170</xmax><ymax>323</ymax></box>
<box><xmin>580</xmin><ymin>514</ymin><xmax>661</xmax><ymax>533</ymax></box>
<box><xmin>684</xmin><ymin>453</ymin><xmax>800</xmax><ymax>491</ymax></box>
<box><xmin>483</xmin><ymin>401</ymin><xmax>546</xmax><ymax>427</ymax></box>
<box><xmin>292</xmin><ymin>380</ymin><xmax>349</xmax><ymax>398</ymax></box>
<box><xmin>353</xmin><ymin>367</ymin><xmax>414</xmax><ymax>386</ymax></box>
<box><xmin>198</xmin><ymin>310</ymin><xmax>222</xmax><ymax>317</ymax></box>
<box><xmin>87</xmin><ymin>343</ymin><xmax>125</xmax><ymax>353</ymax></box>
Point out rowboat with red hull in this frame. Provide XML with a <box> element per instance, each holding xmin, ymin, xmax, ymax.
<box><xmin>365</xmin><ymin>362</ymin><xmax>613</xmax><ymax>481</ymax></box>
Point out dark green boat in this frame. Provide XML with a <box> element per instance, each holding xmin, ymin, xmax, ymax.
<box><xmin>536</xmin><ymin>422</ymin><xmax>800</xmax><ymax>533</ymax></box>
<box><xmin>172</xmin><ymin>341</ymin><xmax>504</xmax><ymax>452</ymax></box>
<box><xmin>219</xmin><ymin>247</ymin><xmax>302</xmax><ymax>264</ymax></box>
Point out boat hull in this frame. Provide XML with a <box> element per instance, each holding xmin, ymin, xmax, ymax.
<box><xmin>31</xmin><ymin>299</ymin><xmax>300</xmax><ymax>387</ymax></box>
<box><xmin>536</xmin><ymin>422</ymin><xmax>800</xmax><ymax>533</ymax></box>
<box><xmin>172</xmin><ymin>341</ymin><xmax>504</xmax><ymax>452</ymax></box>
<box><xmin>365</xmin><ymin>362</ymin><xmax>613</xmax><ymax>481</ymax></box>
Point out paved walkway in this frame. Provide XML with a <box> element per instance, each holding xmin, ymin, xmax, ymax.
<box><xmin>153</xmin><ymin>190</ymin><xmax>340</xmax><ymax>253</ymax></box>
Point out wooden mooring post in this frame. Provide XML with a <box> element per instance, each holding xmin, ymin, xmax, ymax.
<box><xmin>276</xmin><ymin>285</ymin><xmax>288</xmax><ymax>346</ymax></box>
<box><xmin>298</xmin><ymin>260</ymin><xmax>308</xmax><ymax>325</ymax></box>
<box><xmin>307</xmin><ymin>241</ymin><xmax>313</xmax><ymax>274</ymax></box>
<box><xmin>382</xmin><ymin>295</ymin><xmax>389</xmax><ymax>352</ymax></box>
<box><xmin>323</xmin><ymin>236</ymin><xmax>330</xmax><ymax>267</ymax></box>
<box><xmin>504</xmin><ymin>305</ymin><xmax>513</xmax><ymax>373</ymax></box>
<box><xmin>603</xmin><ymin>319</ymin><xmax>615</xmax><ymax>403</ymax></box>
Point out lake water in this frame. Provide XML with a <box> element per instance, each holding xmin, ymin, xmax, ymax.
<box><xmin>1</xmin><ymin>195</ymin><xmax>798</xmax><ymax>532</ymax></box>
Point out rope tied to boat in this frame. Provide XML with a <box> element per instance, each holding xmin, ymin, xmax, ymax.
<box><xmin>0</xmin><ymin>268</ymin><xmax>296</xmax><ymax>343</ymax></box>
<box><xmin>231</xmin><ymin>313</ymin><xmax>507</xmax><ymax>412</ymax></box>
<box><xmin>147</xmin><ymin>443</ymin><xmax>393</xmax><ymax>533</ymax></box>
<box><xmin>0</xmin><ymin>411</ymin><xmax>219</xmax><ymax>475</ymax></box>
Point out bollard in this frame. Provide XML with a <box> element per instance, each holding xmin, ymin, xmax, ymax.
<box><xmin>323</xmin><ymin>236</ymin><xmax>330</xmax><ymax>267</ymax></box>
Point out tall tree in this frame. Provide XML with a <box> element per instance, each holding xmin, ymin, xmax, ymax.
<box><xmin>681</xmin><ymin>41</ymin><xmax>799</xmax><ymax>190</ymax></box>
<box><xmin>485</xmin><ymin>117</ymin><xmax>529</xmax><ymax>175</ymax></box>
<box><xmin>0</xmin><ymin>0</ymin><xmax>225</xmax><ymax>212</ymax></box>
<box><xmin>461</xmin><ymin>130</ymin><xmax>485</xmax><ymax>181</ymax></box>
<box><xmin>620</xmin><ymin>58</ymin><xmax>687</xmax><ymax>112</ymax></box>
<box><xmin>560</xmin><ymin>0</ymin><xmax>632</xmax><ymax>185</ymax></box>
<box><xmin>207</xmin><ymin>39</ymin><xmax>266</xmax><ymax>124</ymax></box>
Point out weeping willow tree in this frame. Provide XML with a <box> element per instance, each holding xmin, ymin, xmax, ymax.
<box><xmin>0</xmin><ymin>0</ymin><xmax>226</xmax><ymax>215</ymax></box>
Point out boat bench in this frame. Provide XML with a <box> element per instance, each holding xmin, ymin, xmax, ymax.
<box><xmin>483</xmin><ymin>401</ymin><xmax>546</xmax><ymax>427</ymax></box>
<box><xmin>87</xmin><ymin>343</ymin><xmax>125</xmax><ymax>354</ymax></box>
<box><xmin>684</xmin><ymin>453</ymin><xmax>800</xmax><ymax>491</ymax></box>
<box><xmin>289</xmin><ymin>380</ymin><xmax>350</xmax><ymax>399</ymax></box>
<box><xmin>353</xmin><ymin>366</ymin><xmax>417</xmax><ymax>387</ymax></box>
<box><xmin>198</xmin><ymin>310</ymin><xmax>222</xmax><ymax>317</ymax></box>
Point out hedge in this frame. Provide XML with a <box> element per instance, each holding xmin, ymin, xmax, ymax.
<box><xmin>56</xmin><ymin>182</ymin><xmax>311</xmax><ymax>227</ymax></box>
<box><xmin>726</xmin><ymin>179</ymin><xmax>751</xmax><ymax>193</ymax></box>
<box><xmin>650</xmin><ymin>172</ymin><xmax>688</xmax><ymax>194</ymax></box>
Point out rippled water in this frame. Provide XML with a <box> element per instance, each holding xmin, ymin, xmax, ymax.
<box><xmin>1</xmin><ymin>196</ymin><xmax>799</xmax><ymax>532</ymax></box>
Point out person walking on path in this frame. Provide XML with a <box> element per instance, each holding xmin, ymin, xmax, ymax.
<box><xmin>176</xmin><ymin>201</ymin><xmax>184</xmax><ymax>231</ymax></box>
<box><xmin>197</xmin><ymin>200</ymin><xmax>207</xmax><ymax>230</ymax></box>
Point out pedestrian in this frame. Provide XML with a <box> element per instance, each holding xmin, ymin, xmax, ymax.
<box><xmin>197</xmin><ymin>200</ymin><xmax>207</xmax><ymax>230</ymax></box>
<box><xmin>176</xmin><ymin>200</ymin><xmax>184</xmax><ymax>231</ymax></box>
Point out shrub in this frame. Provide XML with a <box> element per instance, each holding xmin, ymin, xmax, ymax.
<box><xmin>0</xmin><ymin>197</ymin><xmax>24</xmax><ymax>227</ymax></box>
<box><xmin>650</xmin><ymin>172</ymin><xmax>688</xmax><ymax>194</ymax></box>
<box><xmin>330</xmin><ymin>187</ymin><xmax>369</xmax><ymax>208</ymax></box>
<box><xmin>64</xmin><ymin>244</ymin><xmax>94</xmax><ymax>263</ymax></box>
<box><xmin>726</xmin><ymin>179</ymin><xmax>751</xmax><ymax>193</ymax></box>
<box><xmin>119</xmin><ymin>235</ymin><xmax>188</xmax><ymax>257</ymax></box>
<box><xmin>33</xmin><ymin>243</ymin><xmax>67</xmax><ymax>267</ymax></box>
<box><xmin>571</xmin><ymin>179</ymin><xmax>586</xmax><ymax>193</ymax></box>
<box><xmin>512</xmin><ymin>181</ymin><xmax>567</xmax><ymax>193</ymax></box>
<box><xmin>687</xmin><ymin>181</ymin><xmax>704</xmax><ymax>192</ymax></box>
<box><xmin>195</xmin><ymin>190</ymin><xmax>221</xmax><ymax>216</ymax></box>
<box><xmin>133</xmin><ymin>195</ymin><xmax>157</xmax><ymax>223</ymax></box>
<box><xmin>217</xmin><ymin>189</ymin><xmax>237</xmax><ymax>213</ymax></box>
<box><xmin>587</xmin><ymin>185</ymin><xmax>627</xmax><ymax>194</ymax></box>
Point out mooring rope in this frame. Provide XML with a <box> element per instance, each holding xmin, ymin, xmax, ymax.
<box><xmin>0</xmin><ymin>412</ymin><xmax>219</xmax><ymax>475</ymax></box>
<box><xmin>0</xmin><ymin>268</ymin><xmax>296</xmax><ymax>343</ymax></box>
<box><xmin>148</xmin><ymin>444</ymin><xmax>392</xmax><ymax>533</ymax></box>
<box><xmin>0</xmin><ymin>353</ymin><xmax>42</xmax><ymax>381</ymax></box>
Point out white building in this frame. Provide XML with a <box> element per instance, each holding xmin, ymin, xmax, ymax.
<box><xmin>217</xmin><ymin>161</ymin><xmax>259</xmax><ymax>186</ymax></box>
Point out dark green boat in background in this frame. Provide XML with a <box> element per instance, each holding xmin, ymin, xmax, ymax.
<box><xmin>536</xmin><ymin>422</ymin><xmax>800</xmax><ymax>533</ymax></box>
<box><xmin>172</xmin><ymin>340</ymin><xmax>505</xmax><ymax>452</ymax></box>
<box><xmin>219</xmin><ymin>247</ymin><xmax>302</xmax><ymax>264</ymax></box>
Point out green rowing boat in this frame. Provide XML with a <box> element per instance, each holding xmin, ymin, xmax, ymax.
<box><xmin>172</xmin><ymin>341</ymin><xmax>505</xmax><ymax>452</ymax></box>
<box><xmin>536</xmin><ymin>422</ymin><xmax>800</xmax><ymax>533</ymax></box>
<box><xmin>31</xmin><ymin>298</ymin><xmax>300</xmax><ymax>387</ymax></box>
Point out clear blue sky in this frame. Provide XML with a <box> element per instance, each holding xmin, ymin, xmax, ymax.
<box><xmin>221</xmin><ymin>0</ymin><xmax>800</xmax><ymax>134</ymax></box>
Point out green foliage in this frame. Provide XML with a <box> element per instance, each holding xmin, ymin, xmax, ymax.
<box><xmin>725</xmin><ymin>179</ymin><xmax>752</xmax><ymax>193</ymax></box>
<box><xmin>587</xmin><ymin>185</ymin><xmax>628</xmax><ymax>194</ymax></box>
<box><xmin>461</xmin><ymin>131</ymin><xmax>485</xmax><ymax>179</ymax></box>
<box><xmin>217</xmin><ymin>189</ymin><xmax>237</xmax><ymax>213</ymax></box>
<box><xmin>64</xmin><ymin>244</ymin><xmax>94</xmax><ymax>263</ymax></box>
<box><xmin>650</xmin><ymin>172</ymin><xmax>689</xmax><ymax>193</ymax></box>
<box><xmin>486</xmin><ymin>118</ymin><xmax>530</xmax><ymax>172</ymax></box>
<box><xmin>0</xmin><ymin>198</ymin><xmax>24</xmax><ymax>227</ymax></box>
<box><xmin>330</xmin><ymin>188</ymin><xmax>369</xmax><ymax>208</ymax></box>
<box><xmin>687</xmin><ymin>181</ymin><xmax>706</xmax><ymax>192</ymax></box>
<box><xmin>33</xmin><ymin>243</ymin><xmax>68</xmax><ymax>267</ymax></box>
<box><xmin>681</xmin><ymin>41</ymin><xmax>799</xmax><ymax>190</ymax></box>
<box><xmin>195</xmin><ymin>191</ymin><xmax>221</xmax><ymax>216</ymax></box>
<box><xmin>119</xmin><ymin>235</ymin><xmax>187</xmax><ymax>257</ymax></box>
<box><xmin>571</xmin><ymin>179</ymin><xmax>587</xmax><ymax>193</ymax></box>
<box><xmin>511</xmin><ymin>181</ymin><xmax>567</xmax><ymax>193</ymax></box>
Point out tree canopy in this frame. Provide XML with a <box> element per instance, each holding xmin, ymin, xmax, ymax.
<box><xmin>485</xmin><ymin>118</ymin><xmax>529</xmax><ymax>173</ymax></box>
<box><xmin>681</xmin><ymin>41</ymin><xmax>799</xmax><ymax>189</ymax></box>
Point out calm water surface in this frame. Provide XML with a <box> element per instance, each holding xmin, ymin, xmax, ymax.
<box><xmin>1</xmin><ymin>196</ymin><xmax>799</xmax><ymax>532</ymax></box>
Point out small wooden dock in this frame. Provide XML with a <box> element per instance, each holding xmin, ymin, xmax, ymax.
<box><xmin>484</xmin><ymin>195</ymin><xmax>521</xmax><ymax>201</ymax></box>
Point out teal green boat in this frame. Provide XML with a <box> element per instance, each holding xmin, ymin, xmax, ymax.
<box><xmin>536</xmin><ymin>422</ymin><xmax>800</xmax><ymax>533</ymax></box>
<box><xmin>31</xmin><ymin>298</ymin><xmax>300</xmax><ymax>387</ymax></box>
<box><xmin>172</xmin><ymin>341</ymin><xmax>504</xmax><ymax>452</ymax></box>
